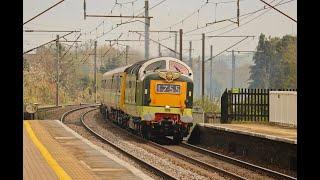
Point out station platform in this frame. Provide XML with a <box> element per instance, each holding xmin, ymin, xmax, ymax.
<box><xmin>197</xmin><ymin>123</ymin><xmax>297</xmax><ymax>144</ymax></box>
<box><xmin>23</xmin><ymin>120</ymin><xmax>152</xmax><ymax>180</ymax></box>
<box><xmin>188</xmin><ymin>122</ymin><xmax>297</xmax><ymax>172</ymax></box>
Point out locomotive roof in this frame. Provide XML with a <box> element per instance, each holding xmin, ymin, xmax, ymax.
<box><xmin>102</xmin><ymin>65</ymin><xmax>131</xmax><ymax>78</ymax></box>
<box><xmin>102</xmin><ymin>57</ymin><xmax>193</xmax><ymax>80</ymax></box>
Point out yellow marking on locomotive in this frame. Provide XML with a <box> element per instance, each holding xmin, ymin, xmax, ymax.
<box><xmin>120</xmin><ymin>72</ymin><xmax>127</xmax><ymax>110</ymax></box>
<box><xmin>150</xmin><ymin>80</ymin><xmax>187</xmax><ymax>108</ymax></box>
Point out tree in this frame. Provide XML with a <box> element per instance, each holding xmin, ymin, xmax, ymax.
<box><xmin>194</xmin><ymin>96</ymin><xmax>220</xmax><ymax>113</ymax></box>
<box><xmin>23</xmin><ymin>57</ymin><xmax>30</xmax><ymax>71</ymax></box>
<box><xmin>249</xmin><ymin>34</ymin><xmax>296</xmax><ymax>89</ymax></box>
<box><xmin>100</xmin><ymin>57</ymin><xmax>119</xmax><ymax>73</ymax></box>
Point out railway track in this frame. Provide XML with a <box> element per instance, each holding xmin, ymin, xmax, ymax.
<box><xmin>83</xmin><ymin>110</ymin><xmax>265</xmax><ymax>179</ymax></box>
<box><xmin>61</xmin><ymin>106</ymin><xmax>177</xmax><ymax>180</ymax></box>
<box><xmin>113</xmin><ymin>130</ymin><xmax>270</xmax><ymax>180</ymax></box>
<box><xmin>94</xmin><ymin>113</ymin><xmax>296</xmax><ymax>180</ymax></box>
<box><xmin>80</xmin><ymin>108</ymin><xmax>177</xmax><ymax>180</ymax></box>
<box><xmin>61</xmin><ymin>107</ymin><xmax>296</xmax><ymax>180</ymax></box>
<box><xmin>178</xmin><ymin>142</ymin><xmax>296</xmax><ymax>180</ymax></box>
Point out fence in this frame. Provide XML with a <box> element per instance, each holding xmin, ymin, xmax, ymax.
<box><xmin>221</xmin><ymin>88</ymin><xmax>296</xmax><ymax>123</ymax></box>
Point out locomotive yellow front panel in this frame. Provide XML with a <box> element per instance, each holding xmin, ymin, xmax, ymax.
<box><xmin>149</xmin><ymin>80</ymin><xmax>187</xmax><ymax>108</ymax></box>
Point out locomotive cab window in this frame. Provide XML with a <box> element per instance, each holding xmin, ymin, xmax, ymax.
<box><xmin>169</xmin><ymin>61</ymin><xmax>189</xmax><ymax>75</ymax></box>
<box><xmin>145</xmin><ymin>60</ymin><xmax>166</xmax><ymax>72</ymax></box>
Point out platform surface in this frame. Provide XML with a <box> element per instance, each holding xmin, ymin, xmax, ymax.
<box><xmin>23</xmin><ymin>120</ymin><xmax>152</xmax><ymax>180</ymax></box>
<box><xmin>198</xmin><ymin>123</ymin><xmax>297</xmax><ymax>144</ymax></box>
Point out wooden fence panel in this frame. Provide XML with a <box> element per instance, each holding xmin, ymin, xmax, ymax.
<box><xmin>221</xmin><ymin>88</ymin><xmax>297</xmax><ymax>123</ymax></box>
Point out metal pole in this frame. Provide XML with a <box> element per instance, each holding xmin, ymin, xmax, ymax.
<box><xmin>232</xmin><ymin>49</ymin><xmax>235</xmax><ymax>88</ymax></box>
<box><xmin>75</xmin><ymin>43</ymin><xmax>78</xmax><ymax>60</ymax></box>
<box><xmin>55</xmin><ymin>35</ymin><xmax>60</xmax><ymax>106</ymax></box>
<box><xmin>158</xmin><ymin>43</ymin><xmax>161</xmax><ymax>57</ymax></box>
<box><xmin>179</xmin><ymin>29</ymin><xmax>183</xmax><ymax>61</ymax></box>
<box><xmin>202</xmin><ymin>33</ymin><xmax>205</xmax><ymax>105</ymax></box>
<box><xmin>189</xmin><ymin>41</ymin><xmax>192</xmax><ymax>67</ymax></box>
<box><xmin>237</xmin><ymin>0</ymin><xmax>240</xmax><ymax>26</ymax></box>
<box><xmin>94</xmin><ymin>41</ymin><xmax>97</xmax><ymax>103</ymax></box>
<box><xmin>210</xmin><ymin>45</ymin><xmax>213</xmax><ymax>100</ymax></box>
<box><xmin>198</xmin><ymin>55</ymin><xmax>201</xmax><ymax>97</ymax></box>
<box><xmin>84</xmin><ymin>0</ymin><xmax>86</xmax><ymax>20</ymax></box>
<box><xmin>174</xmin><ymin>32</ymin><xmax>177</xmax><ymax>58</ymax></box>
<box><xmin>126</xmin><ymin>45</ymin><xmax>129</xmax><ymax>65</ymax></box>
<box><xmin>144</xmin><ymin>0</ymin><xmax>150</xmax><ymax>60</ymax></box>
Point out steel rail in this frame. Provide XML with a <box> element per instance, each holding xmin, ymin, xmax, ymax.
<box><xmin>97</xmin><ymin>112</ymin><xmax>247</xmax><ymax>180</ymax></box>
<box><xmin>146</xmin><ymin>140</ymin><xmax>247</xmax><ymax>180</ymax></box>
<box><xmin>71</xmin><ymin>107</ymin><xmax>295</xmax><ymax>179</ymax></box>
<box><xmin>98</xmin><ymin>111</ymin><xmax>295</xmax><ymax>180</ymax></box>
<box><xmin>60</xmin><ymin>104</ymin><xmax>99</xmax><ymax>123</ymax></box>
<box><xmin>79</xmin><ymin>108</ymin><xmax>177</xmax><ymax>180</ymax></box>
<box><xmin>180</xmin><ymin>142</ymin><xmax>297</xmax><ymax>180</ymax></box>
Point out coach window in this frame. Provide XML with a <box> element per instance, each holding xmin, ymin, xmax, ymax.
<box><xmin>107</xmin><ymin>79</ymin><xmax>111</xmax><ymax>89</ymax></box>
<box><xmin>111</xmin><ymin>76</ymin><xmax>114</xmax><ymax>90</ymax></box>
<box><xmin>129</xmin><ymin>80</ymin><xmax>132</xmax><ymax>88</ymax></box>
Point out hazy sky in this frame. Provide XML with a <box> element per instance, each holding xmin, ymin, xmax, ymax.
<box><xmin>23</xmin><ymin>0</ymin><xmax>297</xmax><ymax>58</ymax></box>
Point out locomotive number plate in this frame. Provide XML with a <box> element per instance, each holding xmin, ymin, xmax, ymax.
<box><xmin>156</xmin><ymin>84</ymin><xmax>180</xmax><ymax>94</ymax></box>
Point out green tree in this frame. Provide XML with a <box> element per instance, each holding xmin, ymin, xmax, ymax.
<box><xmin>249</xmin><ymin>34</ymin><xmax>296</xmax><ymax>89</ymax></box>
<box><xmin>23</xmin><ymin>57</ymin><xmax>30</xmax><ymax>71</ymax></box>
<box><xmin>100</xmin><ymin>57</ymin><xmax>121</xmax><ymax>73</ymax></box>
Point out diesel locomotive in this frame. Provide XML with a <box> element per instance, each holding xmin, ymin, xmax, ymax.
<box><xmin>99</xmin><ymin>57</ymin><xmax>194</xmax><ymax>143</ymax></box>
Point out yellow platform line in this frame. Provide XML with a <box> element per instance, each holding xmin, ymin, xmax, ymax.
<box><xmin>24</xmin><ymin>121</ymin><xmax>71</xmax><ymax>180</ymax></box>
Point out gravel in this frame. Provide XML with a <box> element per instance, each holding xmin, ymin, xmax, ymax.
<box><xmin>196</xmin><ymin>144</ymin><xmax>297</xmax><ymax>178</ymax></box>
<box><xmin>63</xmin><ymin>108</ymin><xmax>163</xmax><ymax>180</ymax></box>
<box><xmin>64</xmin><ymin>108</ymin><xmax>227</xmax><ymax>180</ymax></box>
<box><xmin>163</xmin><ymin>145</ymin><xmax>273</xmax><ymax>180</ymax></box>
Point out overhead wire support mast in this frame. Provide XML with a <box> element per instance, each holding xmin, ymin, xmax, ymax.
<box><xmin>258</xmin><ymin>0</ymin><xmax>297</xmax><ymax>22</ymax></box>
<box><xmin>145</xmin><ymin>0</ymin><xmax>150</xmax><ymax>60</ymax></box>
<box><xmin>23</xmin><ymin>31</ymin><xmax>77</xmax><ymax>54</ymax></box>
<box><xmin>226</xmin><ymin>50</ymin><xmax>261</xmax><ymax>53</ymax></box>
<box><xmin>129</xmin><ymin>30</ymin><xmax>178</xmax><ymax>33</ymax></box>
<box><xmin>60</xmin><ymin>34</ymin><xmax>82</xmax><ymax>59</ymax></box>
<box><xmin>179</xmin><ymin>29</ymin><xmax>183</xmax><ymax>61</ymax></box>
<box><xmin>205</xmin><ymin>36</ymin><xmax>252</xmax><ymax>63</ymax></box>
<box><xmin>55</xmin><ymin>35</ymin><xmax>60</xmax><ymax>107</ymax></box>
<box><xmin>85</xmin><ymin>15</ymin><xmax>153</xmax><ymax>19</ymax></box>
<box><xmin>23</xmin><ymin>0</ymin><xmax>65</xmax><ymax>25</ymax></box>
<box><xmin>202</xmin><ymin>33</ymin><xmax>205</xmax><ymax>107</ymax></box>
<box><xmin>59</xmin><ymin>41</ymin><xmax>82</xmax><ymax>42</ymax></box>
<box><xmin>105</xmin><ymin>40</ymin><xmax>144</xmax><ymax>42</ymax></box>
<box><xmin>24</xmin><ymin>30</ymin><xmax>80</xmax><ymax>33</ymax></box>
<box><xmin>132</xmin><ymin>31</ymin><xmax>179</xmax><ymax>56</ymax></box>
<box><xmin>94</xmin><ymin>41</ymin><xmax>97</xmax><ymax>103</ymax></box>
<box><xmin>237</xmin><ymin>0</ymin><xmax>240</xmax><ymax>26</ymax></box>
<box><xmin>225</xmin><ymin>50</ymin><xmax>262</xmax><ymax>88</ymax></box>
<box><xmin>206</xmin><ymin>35</ymin><xmax>255</xmax><ymax>38</ymax></box>
<box><xmin>83</xmin><ymin>0</ymin><xmax>152</xmax><ymax>19</ymax></box>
